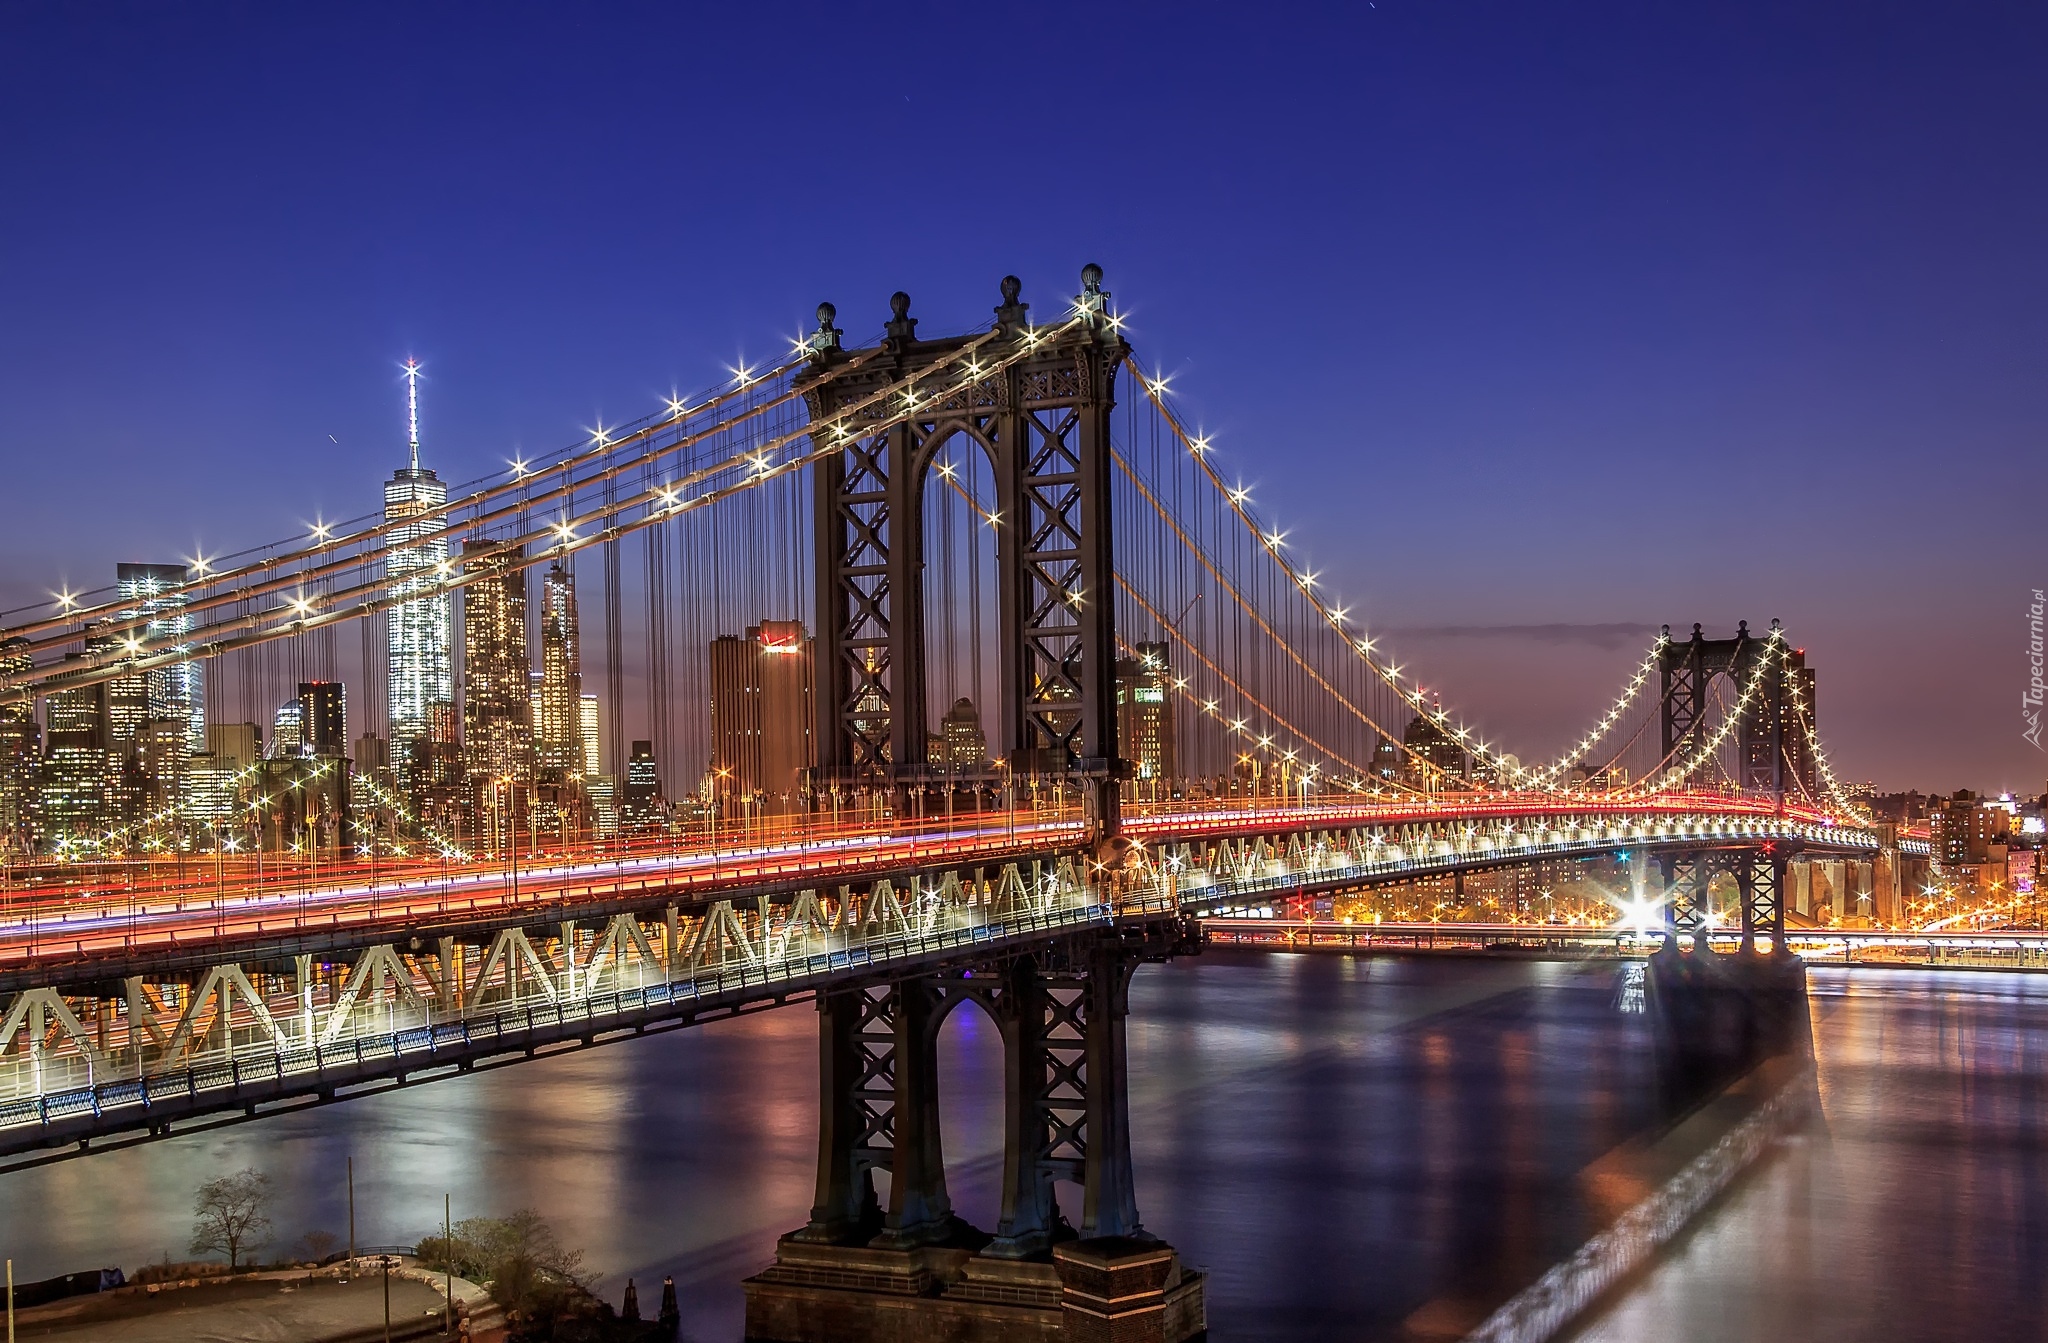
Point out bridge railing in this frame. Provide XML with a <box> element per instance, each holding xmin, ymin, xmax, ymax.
<box><xmin>0</xmin><ymin>862</ymin><xmax>1141</xmax><ymax>1148</ymax></box>
<box><xmin>0</xmin><ymin>807</ymin><xmax>1880</xmax><ymax>1152</ymax></box>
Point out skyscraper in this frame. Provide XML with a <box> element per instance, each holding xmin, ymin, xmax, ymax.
<box><xmin>297</xmin><ymin>682</ymin><xmax>348</xmax><ymax>757</ymax></box>
<box><xmin>1402</xmin><ymin>707</ymin><xmax>1466</xmax><ymax>790</ymax></box>
<box><xmin>271</xmin><ymin>698</ymin><xmax>303</xmax><ymax>757</ymax></box>
<box><xmin>535</xmin><ymin>561</ymin><xmax>586</xmax><ymax>776</ymax></box>
<box><xmin>580</xmin><ymin>695</ymin><xmax>602</xmax><ymax>777</ymax></box>
<box><xmin>385</xmin><ymin>360</ymin><xmax>454</xmax><ymax>798</ymax></box>
<box><xmin>461</xmin><ymin>540</ymin><xmax>533</xmax><ymax>818</ymax></box>
<box><xmin>708</xmin><ymin>620</ymin><xmax>814</xmax><ymax>807</ymax></box>
<box><xmin>116</xmin><ymin>562</ymin><xmax>203</xmax><ymax>757</ymax></box>
<box><xmin>0</xmin><ymin>638</ymin><xmax>40</xmax><ymax>854</ymax></box>
<box><xmin>621</xmin><ymin>740</ymin><xmax>663</xmax><ymax>830</ymax></box>
<box><xmin>1740</xmin><ymin>647</ymin><xmax>1818</xmax><ymax>800</ymax></box>
<box><xmin>40</xmin><ymin>650</ymin><xmax>112</xmax><ymax>846</ymax></box>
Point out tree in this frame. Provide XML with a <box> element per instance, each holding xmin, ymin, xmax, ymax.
<box><xmin>190</xmin><ymin>1169</ymin><xmax>273</xmax><ymax>1272</ymax></box>
<box><xmin>418</xmin><ymin>1210</ymin><xmax>591</xmax><ymax>1323</ymax></box>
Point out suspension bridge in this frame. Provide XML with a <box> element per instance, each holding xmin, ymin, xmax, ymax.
<box><xmin>0</xmin><ymin>268</ymin><xmax>1909</xmax><ymax>1340</ymax></box>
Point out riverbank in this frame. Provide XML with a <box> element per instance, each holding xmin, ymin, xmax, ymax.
<box><xmin>5</xmin><ymin>1259</ymin><xmax>494</xmax><ymax>1343</ymax></box>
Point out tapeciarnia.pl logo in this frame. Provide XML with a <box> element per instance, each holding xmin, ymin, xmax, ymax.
<box><xmin>2027</xmin><ymin>589</ymin><xmax>2046</xmax><ymax>750</ymax></box>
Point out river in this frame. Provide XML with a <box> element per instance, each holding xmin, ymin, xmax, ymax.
<box><xmin>0</xmin><ymin>954</ymin><xmax>2041</xmax><ymax>1341</ymax></box>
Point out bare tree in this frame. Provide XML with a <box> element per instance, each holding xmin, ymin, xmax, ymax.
<box><xmin>190</xmin><ymin>1169</ymin><xmax>274</xmax><ymax>1272</ymax></box>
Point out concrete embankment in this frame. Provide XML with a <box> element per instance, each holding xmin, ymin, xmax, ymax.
<box><xmin>1398</xmin><ymin>1050</ymin><xmax>1816</xmax><ymax>1343</ymax></box>
<box><xmin>5</xmin><ymin>1258</ymin><xmax>498</xmax><ymax>1343</ymax></box>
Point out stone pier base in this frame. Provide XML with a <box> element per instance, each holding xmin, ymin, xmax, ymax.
<box><xmin>744</xmin><ymin>1234</ymin><xmax>1205</xmax><ymax>1343</ymax></box>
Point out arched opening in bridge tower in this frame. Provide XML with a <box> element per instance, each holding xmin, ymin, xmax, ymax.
<box><xmin>919</xmin><ymin>435</ymin><xmax>1001</xmax><ymax>797</ymax></box>
<box><xmin>934</xmin><ymin>994</ymin><xmax>1007</xmax><ymax>1235</ymax></box>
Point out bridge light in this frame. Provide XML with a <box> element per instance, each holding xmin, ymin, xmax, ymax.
<box><xmin>310</xmin><ymin>519</ymin><xmax>332</xmax><ymax>541</ymax></box>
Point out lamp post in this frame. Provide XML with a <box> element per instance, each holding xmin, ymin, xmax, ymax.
<box><xmin>500</xmin><ymin>777</ymin><xmax>519</xmax><ymax>904</ymax></box>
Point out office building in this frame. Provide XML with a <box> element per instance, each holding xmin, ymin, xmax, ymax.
<box><xmin>1740</xmin><ymin>646</ymin><xmax>1817</xmax><ymax>798</ymax></box>
<box><xmin>1115</xmin><ymin>641</ymin><xmax>1176</xmax><ymax>783</ymax></box>
<box><xmin>384</xmin><ymin>361</ymin><xmax>455</xmax><ymax>798</ymax></box>
<box><xmin>461</xmin><ymin>540</ymin><xmax>534</xmax><ymax>826</ymax></box>
<box><xmin>116</xmin><ymin>562</ymin><xmax>204</xmax><ymax>757</ymax></box>
<box><xmin>580</xmin><ymin>695</ymin><xmax>603</xmax><ymax>777</ymax></box>
<box><xmin>535</xmin><ymin>562</ymin><xmax>586</xmax><ymax>775</ymax></box>
<box><xmin>708</xmin><ymin>620</ymin><xmax>814</xmax><ymax>807</ymax></box>
<box><xmin>1402</xmin><ymin>707</ymin><xmax>1466</xmax><ymax>790</ymax></box>
<box><xmin>621</xmin><ymin>741</ymin><xmax>662</xmax><ymax>830</ymax></box>
<box><xmin>936</xmin><ymin>697</ymin><xmax>987</xmax><ymax>767</ymax></box>
<box><xmin>40</xmin><ymin>652</ymin><xmax>112</xmax><ymax>847</ymax></box>
<box><xmin>271</xmin><ymin>698</ymin><xmax>303</xmax><ymax>758</ymax></box>
<box><xmin>206</xmin><ymin>722</ymin><xmax>261</xmax><ymax>770</ymax></box>
<box><xmin>0</xmin><ymin>638</ymin><xmax>39</xmax><ymax>854</ymax></box>
<box><xmin>297</xmin><ymin>681</ymin><xmax>348</xmax><ymax>758</ymax></box>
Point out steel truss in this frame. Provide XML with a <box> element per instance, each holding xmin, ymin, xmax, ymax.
<box><xmin>1654</xmin><ymin>844</ymin><xmax>1798</xmax><ymax>945</ymax></box>
<box><xmin>0</xmin><ymin>809</ymin><xmax>1868</xmax><ymax>1159</ymax></box>
<box><xmin>0</xmin><ymin>858</ymin><xmax>1132</xmax><ymax>1158</ymax></box>
<box><xmin>797</xmin><ymin>922</ymin><xmax>1171</xmax><ymax>1257</ymax></box>
<box><xmin>804</xmin><ymin>271</ymin><xmax>1128</xmax><ymax>831</ymax></box>
<box><xmin>1656</xmin><ymin>620</ymin><xmax>1787</xmax><ymax>796</ymax></box>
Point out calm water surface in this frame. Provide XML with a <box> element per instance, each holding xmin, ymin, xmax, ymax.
<box><xmin>1</xmin><ymin>955</ymin><xmax>2040</xmax><ymax>1340</ymax></box>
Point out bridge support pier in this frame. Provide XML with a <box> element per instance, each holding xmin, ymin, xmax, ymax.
<box><xmin>1648</xmin><ymin>846</ymin><xmax>1810</xmax><ymax>1105</ymax></box>
<box><xmin>745</xmin><ymin>927</ymin><xmax>1204</xmax><ymax>1343</ymax></box>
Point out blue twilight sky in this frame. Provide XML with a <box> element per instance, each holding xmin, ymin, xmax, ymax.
<box><xmin>1</xmin><ymin>2</ymin><xmax>2043</xmax><ymax>791</ymax></box>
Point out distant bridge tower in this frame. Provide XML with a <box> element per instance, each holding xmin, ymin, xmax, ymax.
<box><xmin>800</xmin><ymin>269</ymin><xmax>1129</xmax><ymax>838</ymax></box>
<box><xmin>1656</xmin><ymin>620</ymin><xmax>1811</xmax><ymax>802</ymax></box>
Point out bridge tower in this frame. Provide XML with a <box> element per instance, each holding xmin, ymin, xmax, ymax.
<box><xmin>1656</xmin><ymin>620</ymin><xmax>1805</xmax><ymax>801</ymax></box>
<box><xmin>800</xmin><ymin>270</ymin><xmax>1129</xmax><ymax>844</ymax></box>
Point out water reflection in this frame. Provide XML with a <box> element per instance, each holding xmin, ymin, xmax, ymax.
<box><xmin>12</xmin><ymin>956</ymin><xmax>2022</xmax><ymax>1341</ymax></box>
<box><xmin>1578</xmin><ymin>967</ymin><xmax>2048</xmax><ymax>1342</ymax></box>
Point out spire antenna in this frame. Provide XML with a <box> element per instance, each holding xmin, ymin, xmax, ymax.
<box><xmin>403</xmin><ymin>358</ymin><xmax>423</xmax><ymax>471</ymax></box>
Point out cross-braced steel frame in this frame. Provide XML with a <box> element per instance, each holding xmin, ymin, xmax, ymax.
<box><xmin>796</xmin><ymin>924</ymin><xmax>1167</xmax><ymax>1257</ymax></box>
<box><xmin>802</xmin><ymin>270</ymin><xmax>1128</xmax><ymax>834</ymax></box>
<box><xmin>1656</xmin><ymin>621</ymin><xmax>1787</xmax><ymax>798</ymax></box>
<box><xmin>1656</xmin><ymin>844</ymin><xmax>1795</xmax><ymax>946</ymax></box>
